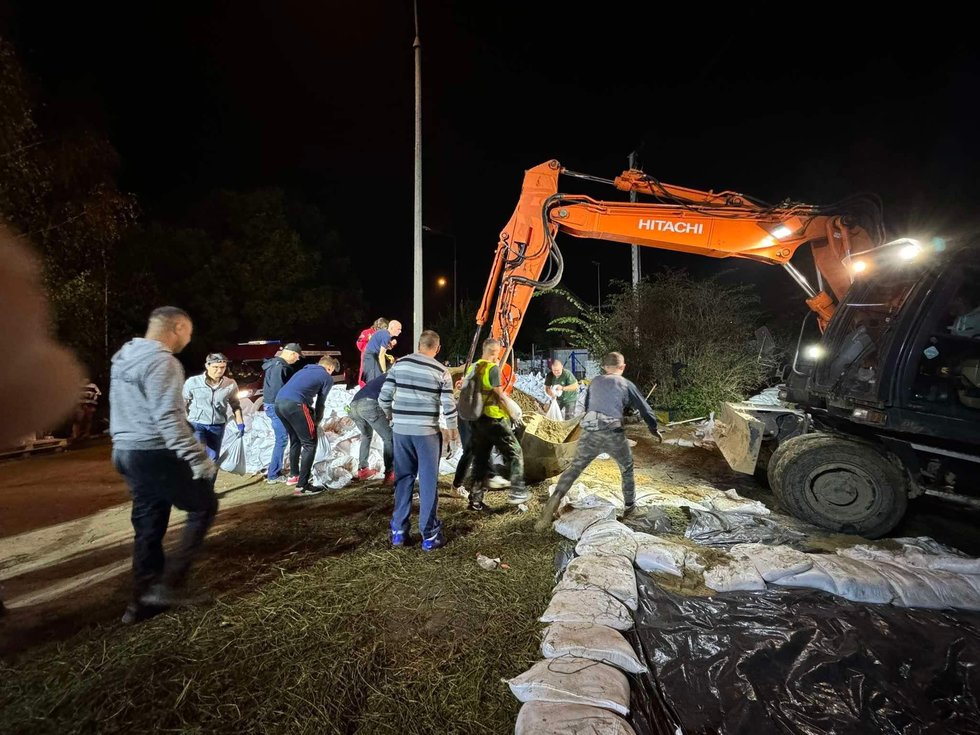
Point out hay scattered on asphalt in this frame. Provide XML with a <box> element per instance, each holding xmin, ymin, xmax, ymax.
<box><xmin>0</xmin><ymin>488</ymin><xmax>560</xmax><ymax>735</ymax></box>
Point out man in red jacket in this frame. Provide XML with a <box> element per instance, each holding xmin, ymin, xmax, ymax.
<box><xmin>356</xmin><ymin>317</ymin><xmax>388</xmax><ymax>387</ymax></box>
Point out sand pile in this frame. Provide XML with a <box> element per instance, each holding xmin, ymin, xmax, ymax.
<box><xmin>511</xmin><ymin>388</ymin><xmax>543</xmax><ymax>415</ymax></box>
<box><xmin>525</xmin><ymin>414</ymin><xmax>578</xmax><ymax>444</ymax></box>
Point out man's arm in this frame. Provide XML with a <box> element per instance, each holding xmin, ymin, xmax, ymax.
<box><xmin>439</xmin><ymin>371</ymin><xmax>458</xmax><ymax>434</ymax></box>
<box><xmin>314</xmin><ymin>375</ymin><xmax>334</xmax><ymax>424</ymax></box>
<box><xmin>377</xmin><ymin>347</ymin><xmax>388</xmax><ymax>372</ymax></box>
<box><xmin>378</xmin><ymin>370</ymin><xmax>396</xmax><ymax>419</ymax></box>
<box><xmin>148</xmin><ymin>358</ymin><xmax>211</xmax><ymax>467</ymax></box>
<box><xmin>625</xmin><ymin>380</ymin><xmax>661</xmax><ymax>438</ymax></box>
<box><xmin>228</xmin><ymin>380</ymin><xmax>245</xmax><ymax>428</ymax></box>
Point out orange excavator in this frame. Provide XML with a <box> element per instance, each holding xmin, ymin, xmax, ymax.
<box><xmin>469</xmin><ymin>159</ymin><xmax>884</xmax><ymax>371</ymax></box>
<box><xmin>472</xmin><ymin>160</ymin><xmax>980</xmax><ymax>538</ymax></box>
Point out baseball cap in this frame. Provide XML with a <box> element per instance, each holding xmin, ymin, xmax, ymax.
<box><xmin>205</xmin><ymin>352</ymin><xmax>228</xmax><ymax>365</ymax></box>
<box><xmin>282</xmin><ymin>342</ymin><xmax>303</xmax><ymax>353</ymax></box>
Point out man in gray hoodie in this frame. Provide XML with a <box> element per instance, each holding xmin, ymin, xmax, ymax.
<box><xmin>110</xmin><ymin>306</ymin><xmax>218</xmax><ymax>624</ymax></box>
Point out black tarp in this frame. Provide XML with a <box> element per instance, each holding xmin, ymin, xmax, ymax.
<box><xmin>627</xmin><ymin>571</ymin><xmax>980</xmax><ymax>735</ymax></box>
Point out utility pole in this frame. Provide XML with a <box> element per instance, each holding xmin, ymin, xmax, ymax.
<box><xmin>628</xmin><ymin>150</ymin><xmax>641</xmax><ymax>289</ymax></box>
<box><xmin>592</xmin><ymin>260</ymin><xmax>602</xmax><ymax>314</ymax></box>
<box><xmin>412</xmin><ymin>0</ymin><xmax>423</xmax><ymax>347</ymax></box>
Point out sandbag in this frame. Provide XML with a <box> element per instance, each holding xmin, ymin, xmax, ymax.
<box><xmin>841</xmin><ymin>540</ymin><xmax>980</xmax><ymax>576</ymax></box>
<box><xmin>546</xmin><ymin>399</ymin><xmax>564</xmax><ymax>421</ymax></box>
<box><xmin>809</xmin><ymin>554</ymin><xmax>895</xmax><ymax>604</ymax></box>
<box><xmin>554</xmin><ymin>554</ymin><xmax>638</xmax><ymax>611</ymax></box>
<box><xmin>576</xmin><ymin>520</ymin><xmax>638</xmax><ymax>560</ymax></box>
<box><xmin>732</xmin><ymin>543</ymin><xmax>813</xmax><ymax>582</ymax></box>
<box><xmin>703</xmin><ymin>551</ymin><xmax>766</xmax><ymax>592</ymax></box>
<box><xmin>707</xmin><ymin>488</ymin><xmax>771</xmax><ymax>516</ymax></box>
<box><xmin>874</xmin><ymin>561</ymin><xmax>980</xmax><ymax>611</ymax></box>
<box><xmin>540</xmin><ymin>590</ymin><xmax>633</xmax><ymax>631</ymax></box>
<box><xmin>541</xmin><ymin>623</ymin><xmax>647</xmax><ymax>674</ymax></box>
<box><xmin>634</xmin><ymin>533</ymin><xmax>686</xmax><ymax>577</ymax></box>
<box><xmin>507</xmin><ymin>656</ymin><xmax>631</xmax><ymax>716</ymax></box>
<box><xmin>566</xmin><ymin>483</ymin><xmax>625</xmax><ymax>511</ymax></box>
<box><xmin>553</xmin><ymin>507</ymin><xmax>618</xmax><ymax>541</ymax></box>
<box><xmin>515</xmin><ymin>701</ymin><xmax>636</xmax><ymax>735</ymax></box>
<box><xmin>218</xmin><ymin>434</ymin><xmax>247</xmax><ymax>475</ymax></box>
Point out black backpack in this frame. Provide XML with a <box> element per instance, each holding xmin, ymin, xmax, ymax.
<box><xmin>457</xmin><ymin>364</ymin><xmax>486</xmax><ymax>421</ymax></box>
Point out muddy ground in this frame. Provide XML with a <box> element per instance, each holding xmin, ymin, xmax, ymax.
<box><xmin>2</xmin><ymin>428</ymin><xmax>978</xmax><ymax>658</ymax></box>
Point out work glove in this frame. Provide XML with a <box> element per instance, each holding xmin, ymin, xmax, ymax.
<box><xmin>190</xmin><ymin>456</ymin><xmax>218</xmax><ymax>480</ymax></box>
<box><xmin>652</xmin><ymin>428</ymin><xmax>664</xmax><ymax>444</ymax></box>
<box><xmin>237</xmin><ymin>423</ymin><xmax>246</xmax><ymax>437</ymax></box>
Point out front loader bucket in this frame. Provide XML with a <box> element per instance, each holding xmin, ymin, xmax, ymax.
<box><xmin>715</xmin><ymin>402</ymin><xmax>765</xmax><ymax>474</ymax></box>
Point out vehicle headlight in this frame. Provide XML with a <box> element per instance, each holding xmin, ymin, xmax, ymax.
<box><xmin>804</xmin><ymin>344</ymin><xmax>825</xmax><ymax>360</ymax></box>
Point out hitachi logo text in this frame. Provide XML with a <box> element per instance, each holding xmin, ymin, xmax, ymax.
<box><xmin>637</xmin><ymin>219</ymin><xmax>704</xmax><ymax>235</ymax></box>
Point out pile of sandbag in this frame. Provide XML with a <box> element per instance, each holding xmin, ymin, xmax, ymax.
<box><xmin>510</xmin><ymin>500</ymin><xmax>643</xmax><ymax>733</ymax></box>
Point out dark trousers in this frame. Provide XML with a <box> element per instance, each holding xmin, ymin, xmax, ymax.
<box><xmin>349</xmin><ymin>398</ymin><xmax>393</xmax><ymax>474</ymax></box>
<box><xmin>470</xmin><ymin>416</ymin><xmax>524</xmax><ymax>504</ymax></box>
<box><xmin>391</xmin><ymin>432</ymin><xmax>442</xmax><ymax>540</ymax></box>
<box><xmin>276</xmin><ymin>400</ymin><xmax>318</xmax><ymax>489</ymax></box>
<box><xmin>112</xmin><ymin>448</ymin><xmax>218</xmax><ymax>600</ymax></box>
<box><xmin>453</xmin><ymin>418</ymin><xmax>474</xmax><ymax>488</ymax></box>
<box><xmin>553</xmin><ymin>429</ymin><xmax>635</xmax><ymax>506</ymax></box>
<box><xmin>266</xmin><ymin>404</ymin><xmax>289</xmax><ymax>479</ymax></box>
<box><xmin>192</xmin><ymin>422</ymin><xmax>224</xmax><ymax>461</ymax></box>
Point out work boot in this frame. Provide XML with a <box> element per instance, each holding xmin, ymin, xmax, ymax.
<box><xmin>535</xmin><ymin>491</ymin><xmax>563</xmax><ymax>532</ymax></box>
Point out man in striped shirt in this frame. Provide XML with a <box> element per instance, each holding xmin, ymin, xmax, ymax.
<box><xmin>378</xmin><ymin>329</ymin><xmax>458</xmax><ymax>551</ymax></box>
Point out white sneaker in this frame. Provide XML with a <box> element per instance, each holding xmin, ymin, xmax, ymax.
<box><xmin>489</xmin><ymin>475</ymin><xmax>510</xmax><ymax>489</ymax></box>
<box><xmin>454</xmin><ymin>485</ymin><xmax>470</xmax><ymax>499</ymax></box>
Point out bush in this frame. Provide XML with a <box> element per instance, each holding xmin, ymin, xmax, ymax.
<box><xmin>548</xmin><ymin>270</ymin><xmax>769</xmax><ymax>420</ymax></box>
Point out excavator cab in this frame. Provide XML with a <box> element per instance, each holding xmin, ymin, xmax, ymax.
<box><xmin>764</xmin><ymin>240</ymin><xmax>980</xmax><ymax>536</ymax></box>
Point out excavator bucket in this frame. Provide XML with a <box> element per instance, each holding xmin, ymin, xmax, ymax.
<box><xmin>714</xmin><ymin>402</ymin><xmax>765</xmax><ymax>474</ymax></box>
<box><xmin>520</xmin><ymin>415</ymin><xmax>583</xmax><ymax>483</ymax></box>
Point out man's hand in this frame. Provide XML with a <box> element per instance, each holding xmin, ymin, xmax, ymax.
<box><xmin>237</xmin><ymin>423</ymin><xmax>246</xmax><ymax>437</ymax></box>
<box><xmin>448</xmin><ymin>428</ymin><xmax>459</xmax><ymax>443</ymax></box>
<box><xmin>653</xmin><ymin>428</ymin><xmax>664</xmax><ymax>444</ymax></box>
<box><xmin>191</xmin><ymin>456</ymin><xmax>218</xmax><ymax>480</ymax></box>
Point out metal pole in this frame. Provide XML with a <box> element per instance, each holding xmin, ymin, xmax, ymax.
<box><xmin>453</xmin><ymin>235</ymin><xmax>457</xmax><ymax>328</ymax></box>
<box><xmin>412</xmin><ymin>1</ymin><xmax>423</xmax><ymax>346</ymax></box>
<box><xmin>628</xmin><ymin>151</ymin><xmax>641</xmax><ymax>289</ymax></box>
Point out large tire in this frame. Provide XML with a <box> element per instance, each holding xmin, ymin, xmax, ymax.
<box><xmin>767</xmin><ymin>434</ymin><xmax>907</xmax><ymax>538</ymax></box>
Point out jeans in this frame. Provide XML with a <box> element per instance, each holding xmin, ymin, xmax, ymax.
<box><xmin>349</xmin><ymin>398</ymin><xmax>393</xmax><ymax>474</ymax></box>
<box><xmin>391</xmin><ymin>432</ymin><xmax>442</xmax><ymax>541</ymax></box>
<box><xmin>192</xmin><ymin>422</ymin><xmax>225</xmax><ymax>461</ymax></box>
<box><xmin>552</xmin><ymin>429</ymin><xmax>635</xmax><ymax>506</ymax></box>
<box><xmin>560</xmin><ymin>403</ymin><xmax>576</xmax><ymax>421</ymax></box>
<box><xmin>266</xmin><ymin>404</ymin><xmax>289</xmax><ymax>479</ymax></box>
<box><xmin>112</xmin><ymin>448</ymin><xmax>218</xmax><ymax>601</ymax></box>
<box><xmin>470</xmin><ymin>416</ymin><xmax>524</xmax><ymax>505</ymax></box>
<box><xmin>276</xmin><ymin>400</ymin><xmax>318</xmax><ymax>490</ymax></box>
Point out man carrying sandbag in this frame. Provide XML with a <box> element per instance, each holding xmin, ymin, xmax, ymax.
<box><xmin>463</xmin><ymin>338</ymin><xmax>528</xmax><ymax>510</ymax></box>
<box><xmin>537</xmin><ymin>351</ymin><xmax>662</xmax><ymax>530</ymax></box>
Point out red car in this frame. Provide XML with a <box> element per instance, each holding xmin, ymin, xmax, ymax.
<box><xmin>221</xmin><ymin>341</ymin><xmax>348</xmax><ymax>405</ymax></box>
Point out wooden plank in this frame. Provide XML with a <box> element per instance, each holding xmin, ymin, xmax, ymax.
<box><xmin>715</xmin><ymin>402</ymin><xmax>764</xmax><ymax>475</ymax></box>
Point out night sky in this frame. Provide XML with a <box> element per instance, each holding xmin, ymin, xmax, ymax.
<box><xmin>4</xmin><ymin>2</ymin><xmax>978</xmax><ymax>345</ymax></box>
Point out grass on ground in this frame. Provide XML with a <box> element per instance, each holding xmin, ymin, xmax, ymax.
<box><xmin>0</xmin><ymin>484</ymin><xmax>559</xmax><ymax>735</ymax></box>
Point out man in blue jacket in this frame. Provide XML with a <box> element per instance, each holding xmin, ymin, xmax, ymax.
<box><xmin>275</xmin><ymin>355</ymin><xmax>339</xmax><ymax>495</ymax></box>
<box><xmin>262</xmin><ymin>343</ymin><xmax>301</xmax><ymax>483</ymax></box>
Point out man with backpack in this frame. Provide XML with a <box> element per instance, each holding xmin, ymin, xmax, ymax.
<box><xmin>458</xmin><ymin>338</ymin><xmax>528</xmax><ymax>511</ymax></box>
<box><xmin>536</xmin><ymin>351</ymin><xmax>663</xmax><ymax>530</ymax></box>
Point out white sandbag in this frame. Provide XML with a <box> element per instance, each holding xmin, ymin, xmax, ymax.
<box><xmin>703</xmin><ymin>551</ymin><xmax>766</xmax><ymax>592</ymax></box>
<box><xmin>770</xmin><ymin>563</ymin><xmax>837</xmax><ymax>593</ymax></box>
<box><xmin>566</xmin><ymin>483</ymin><xmax>624</xmax><ymax>511</ymax></box>
<box><xmin>708</xmin><ymin>489</ymin><xmax>771</xmax><ymax>516</ymax></box>
<box><xmin>576</xmin><ymin>520</ymin><xmax>638</xmax><ymax>560</ymax></box>
<box><xmin>732</xmin><ymin>543</ymin><xmax>813</xmax><ymax>582</ymax></box>
<box><xmin>546</xmin><ymin>399</ymin><xmax>564</xmax><ymax>421</ymax></box>
<box><xmin>840</xmin><ymin>541</ymin><xmax>980</xmax><ymax>576</ymax></box>
<box><xmin>554</xmin><ymin>554</ymin><xmax>639</xmax><ymax>611</ymax></box>
<box><xmin>507</xmin><ymin>656</ymin><xmax>631</xmax><ymax>716</ymax></box>
<box><xmin>553</xmin><ymin>507</ymin><xmax>619</xmax><ymax>541</ymax></box>
<box><xmin>634</xmin><ymin>490</ymin><xmax>710</xmax><ymax>512</ymax></box>
<box><xmin>515</xmin><ymin>701</ymin><xmax>636</xmax><ymax>735</ymax></box>
<box><xmin>874</xmin><ymin>561</ymin><xmax>980</xmax><ymax>611</ymax></box>
<box><xmin>633</xmin><ymin>533</ymin><xmax>686</xmax><ymax>577</ymax></box>
<box><xmin>541</xmin><ymin>623</ymin><xmax>647</xmax><ymax>674</ymax></box>
<box><xmin>218</xmin><ymin>433</ymin><xmax>247</xmax><ymax>475</ymax></box>
<box><xmin>540</xmin><ymin>590</ymin><xmax>633</xmax><ymax>631</ymax></box>
<box><xmin>807</xmin><ymin>554</ymin><xmax>895</xmax><ymax>604</ymax></box>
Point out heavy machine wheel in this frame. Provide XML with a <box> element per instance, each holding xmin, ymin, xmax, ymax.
<box><xmin>767</xmin><ymin>434</ymin><xmax>907</xmax><ymax>538</ymax></box>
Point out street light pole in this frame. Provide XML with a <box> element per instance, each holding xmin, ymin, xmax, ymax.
<box><xmin>452</xmin><ymin>234</ymin><xmax>457</xmax><ymax>328</ymax></box>
<box><xmin>592</xmin><ymin>260</ymin><xmax>602</xmax><ymax>315</ymax></box>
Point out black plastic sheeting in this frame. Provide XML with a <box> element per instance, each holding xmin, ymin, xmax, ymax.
<box><xmin>627</xmin><ymin>571</ymin><xmax>980</xmax><ymax>735</ymax></box>
<box><xmin>684</xmin><ymin>508</ymin><xmax>809</xmax><ymax>548</ymax></box>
